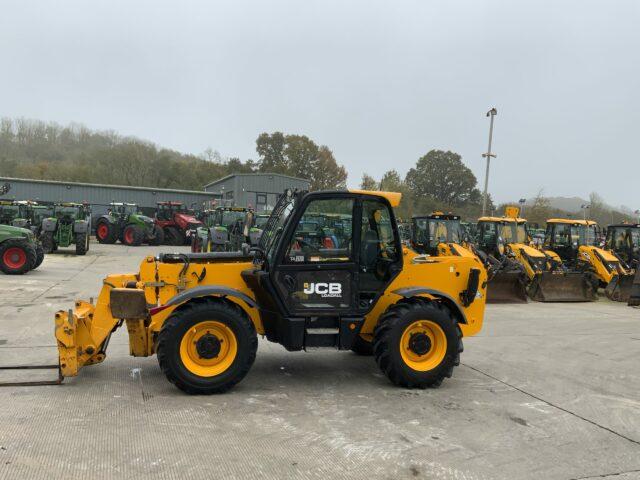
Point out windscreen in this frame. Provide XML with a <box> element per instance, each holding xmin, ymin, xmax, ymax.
<box><xmin>577</xmin><ymin>225</ymin><xmax>598</xmax><ymax>246</ymax></box>
<box><xmin>222</xmin><ymin>211</ymin><xmax>245</xmax><ymax>226</ymax></box>
<box><xmin>259</xmin><ymin>193</ymin><xmax>295</xmax><ymax>265</ymax></box>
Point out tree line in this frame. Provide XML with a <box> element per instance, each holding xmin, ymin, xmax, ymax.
<box><xmin>0</xmin><ymin>119</ymin><xmax>347</xmax><ymax>191</ymax></box>
<box><xmin>360</xmin><ymin>149</ymin><xmax>494</xmax><ymax>221</ymax></box>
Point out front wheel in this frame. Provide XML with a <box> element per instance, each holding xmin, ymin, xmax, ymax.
<box><xmin>75</xmin><ymin>233</ymin><xmax>88</xmax><ymax>255</ymax></box>
<box><xmin>157</xmin><ymin>299</ymin><xmax>258</xmax><ymax>394</ymax></box>
<box><xmin>374</xmin><ymin>298</ymin><xmax>462</xmax><ymax>389</ymax></box>
<box><xmin>96</xmin><ymin>221</ymin><xmax>117</xmax><ymax>244</ymax></box>
<box><xmin>122</xmin><ymin>225</ymin><xmax>144</xmax><ymax>246</ymax></box>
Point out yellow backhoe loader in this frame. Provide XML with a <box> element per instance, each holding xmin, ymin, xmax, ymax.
<box><xmin>2</xmin><ymin>190</ymin><xmax>488</xmax><ymax>393</ymax></box>
<box><xmin>476</xmin><ymin>208</ymin><xmax>596</xmax><ymax>303</ymax></box>
<box><xmin>410</xmin><ymin>212</ymin><xmax>473</xmax><ymax>257</ymax></box>
<box><xmin>543</xmin><ymin>219</ymin><xmax>633</xmax><ymax>302</ymax></box>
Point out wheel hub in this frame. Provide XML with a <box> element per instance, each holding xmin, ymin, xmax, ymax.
<box><xmin>195</xmin><ymin>333</ymin><xmax>222</xmax><ymax>359</ymax></box>
<box><xmin>408</xmin><ymin>332</ymin><xmax>431</xmax><ymax>356</ymax></box>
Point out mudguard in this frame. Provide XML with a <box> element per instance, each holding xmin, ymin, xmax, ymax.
<box><xmin>393</xmin><ymin>287</ymin><xmax>468</xmax><ymax>324</ymax></box>
<box><xmin>164</xmin><ymin>285</ymin><xmax>257</xmax><ymax>309</ymax></box>
<box><xmin>41</xmin><ymin>218</ymin><xmax>57</xmax><ymax>232</ymax></box>
<box><xmin>73</xmin><ymin>221</ymin><xmax>89</xmax><ymax>233</ymax></box>
<box><xmin>210</xmin><ymin>227</ymin><xmax>228</xmax><ymax>245</ymax></box>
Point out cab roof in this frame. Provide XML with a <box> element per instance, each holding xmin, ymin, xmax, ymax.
<box><xmin>348</xmin><ymin>190</ymin><xmax>402</xmax><ymax>207</ymax></box>
<box><xmin>546</xmin><ymin>218</ymin><xmax>597</xmax><ymax>226</ymax></box>
<box><xmin>478</xmin><ymin>216</ymin><xmax>527</xmax><ymax>223</ymax></box>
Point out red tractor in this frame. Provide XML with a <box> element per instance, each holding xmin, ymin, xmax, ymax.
<box><xmin>154</xmin><ymin>201</ymin><xmax>202</xmax><ymax>246</ymax></box>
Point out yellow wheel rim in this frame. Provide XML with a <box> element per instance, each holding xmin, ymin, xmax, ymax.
<box><xmin>399</xmin><ymin>320</ymin><xmax>447</xmax><ymax>372</ymax></box>
<box><xmin>179</xmin><ymin>321</ymin><xmax>238</xmax><ymax>377</ymax></box>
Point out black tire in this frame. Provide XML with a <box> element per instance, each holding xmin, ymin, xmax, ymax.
<box><xmin>122</xmin><ymin>224</ymin><xmax>144</xmax><ymax>246</ymax></box>
<box><xmin>351</xmin><ymin>335</ymin><xmax>374</xmax><ymax>356</ymax></box>
<box><xmin>32</xmin><ymin>243</ymin><xmax>45</xmax><ymax>270</ymax></box>
<box><xmin>0</xmin><ymin>239</ymin><xmax>36</xmax><ymax>275</ymax></box>
<box><xmin>75</xmin><ymin>233</ymin><xmax>88</xmax><ymax>255</ymax></box>
<box><xmin>96</xmin><ymin>220</ymin><xmax>118</xmax><ymax>244</ymax></box>
<box><xmin>164</xmin><ymin>226</ymin><xmax>185</xmax><ymax>246</ymax></box>
<box><xmin>373</xmin><ymin>298</ymin><xmax>462</xmax><ymax>389</ymax></box>
<box><xmin>157</xmin><ymin>298</ymin><xmax>258</xmax><ymax>394</ymax></box>
<box><xmin>40</xmin><ymin>231</ymin><xmax>55</xmax><ymax>254</ymax></box>
<box><xmin>148</xmin><ymin>225</ymin><xmax>164</xmax><ymax>246</ymax></box>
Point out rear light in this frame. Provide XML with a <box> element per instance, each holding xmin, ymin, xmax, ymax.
<box><xmin>149</xmin><ymin>304</ymin><xmax>171</xmax><ymax>316</ymax></box>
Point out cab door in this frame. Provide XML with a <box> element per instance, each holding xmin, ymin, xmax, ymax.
<box><xmin>271</xmin><ymin>194</ymin><xmax>357</xmax><ymax>315</ymax></box>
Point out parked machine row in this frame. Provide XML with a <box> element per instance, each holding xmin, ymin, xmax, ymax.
<box><xmin>405</xmin><ymin>207</ymin><xmax>639</xmax><ymax>306</ymax></box>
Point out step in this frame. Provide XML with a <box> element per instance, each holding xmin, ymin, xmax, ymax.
<box><xmin>305</xmin><ymin>328</ymin><xmax>339</xmax><ymax>335</ymax></box>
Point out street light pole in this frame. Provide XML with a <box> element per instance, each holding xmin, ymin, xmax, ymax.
<box><xmin>482</xmin><ymin>108</ymin><xmax>498</xmax><ymax>216</ymax></box>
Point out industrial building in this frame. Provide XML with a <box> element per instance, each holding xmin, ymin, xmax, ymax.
<box><xmin>0</xmin><ymin>177</ymin><xmax>220</xmax><ymax>217</ymax></box>
<box><xmin>204</xmin><ymin>173</ymin><xmax>310</xmax><ymax>211</ymax></box>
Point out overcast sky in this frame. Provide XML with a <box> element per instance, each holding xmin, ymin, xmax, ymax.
<box><xmin>1</xmin><ymin>1</ymin><xmax>638</xmax><ymax>208</ymax></box>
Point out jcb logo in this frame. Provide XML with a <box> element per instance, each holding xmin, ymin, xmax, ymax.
<box><xmin>303</xmin><ymin>282</ymin><xmax>342</xmax><ymax>297</ymax></box>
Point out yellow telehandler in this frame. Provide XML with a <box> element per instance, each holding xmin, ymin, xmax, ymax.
<box><xmin>3</xmin><ymin>190</ymin><xmax>488</xmax><ymax>393</ymax></box>
<box><xmin>543</xmin><ymin>219</ymin><xmax>633</xmax><ymax>302</ymax></box>
<box><xmin>476</xmin><ymin>208</ymin><xmax>596</xmax><ymax>303</ymax></box>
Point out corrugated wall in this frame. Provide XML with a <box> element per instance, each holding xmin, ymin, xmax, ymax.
<box><xmin>0</xmin><ymin>177</ymin><xmax>219</xmax><ymax>214</ymax></box>
<box><xmin>204</xmin><ymin>174</ymin><xmax>310</xmax><ymax>211</ymax></box>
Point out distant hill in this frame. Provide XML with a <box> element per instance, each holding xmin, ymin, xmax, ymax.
<box><xmin>526</xmin><ymin>196</ymin><xmax>589</xmax><ymax>213</ymax></box>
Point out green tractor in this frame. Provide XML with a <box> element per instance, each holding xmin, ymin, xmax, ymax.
<box><xmin>40</xmin><ymin>203</ymin><xmax>91</xmax><ymax>255</ymax></box>
<box><xmin>191</xmin><ymin>206</ymin><xmax>250</xmax><ymax>252</ymax></box>
<box><xmin>0</xmin><ymin>224</ymin><xmax>41</xmax><ymax>274</ymax></box>
<box><xmin>95</xmin><ymin>202</ymin><xmax>164</xmax><ymax>246</ymax></box>
<box><xmin>248</xmin><ymin>212</ymin><xmax>270</xmax><ymax>247</ymax></box>
<box><xmin>0</xmin><ymin>200</ymin><xmax>45</xmax><ymax>270</ymax></box>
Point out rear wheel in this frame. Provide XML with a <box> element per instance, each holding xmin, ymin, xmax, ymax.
<box><xmin>157</xmin><ymin>299</ymin><xmax>258</xmax><ymax>394</ymax></box>
<box><xmin>164</xmin><ymin>226</ymin><xmax>184</xmax><ymax>246</ymax></box>
<box><xmin>75</xmin><ymin>233</ymin><xmax>88</xmax><ymax>255</ymax></box>
<box><xmin>32</xmin><ymin>243</ymin><xmax>45</xmax><ymax>269</ymax></box>
<box><xmin>374</xmin><ymin>298</ymin><xmax>462</xmax><ymax>388</ymax></box>
<box><xmin>40</xmin><ymin>231</ymin><xmax>55</xmax><ymax>254</ymax></box>
<box><xmin>96</xmin><ymin>221</ymin><xmax>117</xmax><ymax>244</ymax></box>
<box><xmin>122</xmin><ymin>225</ymin><xmax>144</xmax><ymax>246</ymax></box>
<box><xmin>0</xmin><ymin>240</ymin><xmax>36</xmax><ymax>275</ymax></box>
<box><xmin>148</xmin><ymin>225</ymin><xmax>164</xmax><ymax>246</ymax></box>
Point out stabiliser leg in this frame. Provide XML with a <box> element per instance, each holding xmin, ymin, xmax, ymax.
<box><xmin>0</xmin><ymin>364</ymin><xmax>63</xmax><ymax>387</ymax></box>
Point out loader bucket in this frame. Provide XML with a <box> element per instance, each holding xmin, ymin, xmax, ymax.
<box><xmin>528</xmin><ymin>272</ymin><xmax>597</xmax><ymax>302</ymax></box>
<box><xmin>626</xmin><ymin>269</ymin><xmax>640</xmax><ymax>307</ymax></box>
<box><xmin>604</xmin><ymin>273</ymin><xmax>635</xmax><ymax>303</ymax></box>
<box><xmin>486</xmin><ymin>271</ymin><xmax>528</xmax><ymax>303</ymax></box>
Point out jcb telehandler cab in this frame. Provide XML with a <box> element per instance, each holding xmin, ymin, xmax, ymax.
<box><xmin>51</xmin><ymin>190</ymin><xmax>487</xmax><ymax>393</ymax></box>
<box><xmin>544</xmin><ymin>219</ymin><xmax>632</xmax><ymax>302</ymax></box>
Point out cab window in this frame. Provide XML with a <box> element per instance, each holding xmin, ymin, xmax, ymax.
<box><xmin>285</xmin><ymin>198</ymin><xmax>353</xmax><ymax>263</ymax></box>
<box><xmin>360</xmin><ymin>199</ymin><xmax>399</xmax><ymax>272</ymax></box>
<box><xmin>552</xmin><ymin>224</ymin><xmax>572</xmax><ymax>247</ymax></box>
